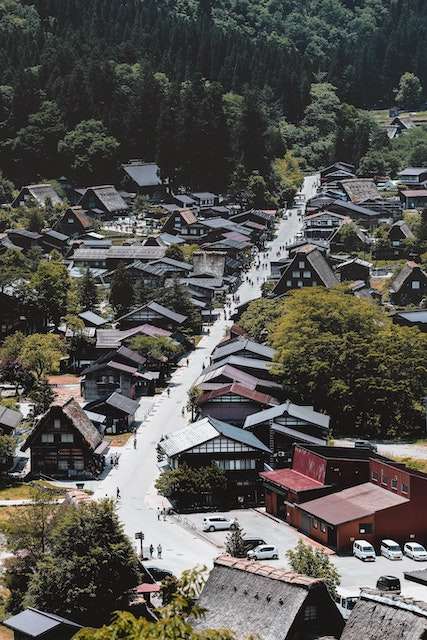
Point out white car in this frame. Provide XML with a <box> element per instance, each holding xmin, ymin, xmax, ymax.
<box><xmin>380</xmin><ymin>539</ymin><xmax>403</xmax><ymax>560</ymax></box>
<box><xmin>404</xmin><ymin>542</ymin><xmax>427</xmax><ymax>561</ymax></box>
<box><xmin>353</xmin><ymin>540</ymin><xmax>376</xmax><ymax>561</ymax></box>
<box><xmin>202</xmin><ymin>516</ymin><xmax>237</xmax><ymax>532</ymax></box>
<box><xmin>247</xmin><ymin>544</ymin><xmax>279</xmax><ymax>561</ymax></box>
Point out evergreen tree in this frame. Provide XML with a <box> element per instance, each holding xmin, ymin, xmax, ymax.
<box><xmin>225</xmin><ymin>521</ymin><xmax>247</xmax><ymax>558</ymax></box>
<box><xmin>79</xmin><ymin>269</ymin><xmax>98</xmax><ymax>312</ymax></box>
<box><xmin>109</xmin><ymin>265</ymin><xmax>134</xmax><ymax>315</ymax></box>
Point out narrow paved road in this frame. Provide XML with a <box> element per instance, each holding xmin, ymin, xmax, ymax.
<box><xmin>65</xmin><ymin>176</ymin><xmax>315</xmax><ymax>574</ymax></box>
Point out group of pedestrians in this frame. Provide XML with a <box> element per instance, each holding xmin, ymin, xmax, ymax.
<box><xmin>148</xmin><ymin>543</ymin><xmax>163</xmax><ymax>559</ymax></box>
<box><xmin>110</xmin><ymin>453</ymin><xmax>120</xmax><ymax>468</ymax></box>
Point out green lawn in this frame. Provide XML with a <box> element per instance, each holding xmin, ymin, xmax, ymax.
<box><xmin>0</xmin><ymin>481</ymin><xmax>65</xmax><ymax>501</ymax></box>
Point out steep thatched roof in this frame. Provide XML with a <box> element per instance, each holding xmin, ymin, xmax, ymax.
<box><xmin>341</xmin><ymin>589</ymin><xmax>427</xmax><ymax>640</ymax></box>
<box><xmin>193</xmin><ymin>556</ymin><xmax>334</xmax><ymax>640</ymax></box>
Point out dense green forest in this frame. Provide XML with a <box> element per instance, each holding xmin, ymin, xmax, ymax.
<box><xmin>0</xmin><ymin>0</ymin><xmax>426</xmax><ymax>193</ymax></box>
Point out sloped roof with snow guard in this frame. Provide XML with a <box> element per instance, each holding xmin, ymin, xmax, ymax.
<box><xmin>160</xmin><ymin>416</ymin><xmax>271</xmax><ymax>457</ymax></box>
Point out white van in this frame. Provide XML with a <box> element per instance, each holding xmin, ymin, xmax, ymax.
<box><xmin>380</xmin><ymin>539</ymin><xmax>403</xmax><ymax>560</ymax></box>
<box><xmin>202</xmin><ymin>516</ymin><xmax>237</xmax><ymax>532</ymax></box>
<box><xmin>335</xmin><ymin>589</ymin><xmax>360</xmax><ymax>619</ymax></box>
<box><xmin>353</xmin><ymin>539</ymin><xmax>376</xmax><ymax>561</ymax></box>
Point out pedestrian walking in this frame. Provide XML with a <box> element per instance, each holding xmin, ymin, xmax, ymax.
<box><xmin>186</xmin><ymin>357</ymin><xmax>189</xmax><ymax>366</ymax></box>
<box><xmin>167</xmin><ymin>388</ymin><xmax>170</xmax><ymax>397</ymax></box>
<box><xmin>157</xmin><ymin>543</ymin><xmax>162</xmax><ymax>559</ymax></box>
<box><xmin>149</xmin><ymin>544</ymin><xmax>154</xmax><ymax>558</ymax></box>
<box><xmin>116</xmin><ymin>487</ymin><xmax>120</xmax><ymax>499</ymax></box>
<box><xmin>157</xmin><ymin>507</ymin><xmax>161</xmax><ymax>521</ymax></box>
<box><xmin>181</xmin><ymin>406</ymin><xmax>185</xmax><ymax>417</ymax></box>
<box><xmin>133</xmin><ymin>435</ymin><xmax>137</xmax><ymax>449</ymax></box>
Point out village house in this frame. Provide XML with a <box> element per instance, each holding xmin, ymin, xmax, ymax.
<box><xmin>3</xmin><ymin>608</ymin><xmax>82</xmax><ymax>640</ymax></box>
<box><xmin>78</xmin><ymin>185</ymin><xmax>128</xmax><ymax>218</ymax></box>
<box><xmin>400</xmin><ymin>189</ymin><xmax>427</xmax><ymax>210</ymax></box>
<box><xmin>389</xmin><ymin>261</ymin><xmax>427</xmax><ymax>305</ymax></box>
<box><xmin>340</xmin><ymin>178</ymin><xmax>381</xmax><ymax>204</ymax></box>
<box><xmin>54</xmin><ymin>207</ymin><xmax>95</xmax><ymax>238</ymax></box>
<box><xmin>159</xmin><ymin>416</ymin><xmax>271</xmax><ymax>506</ymax></box>
<box><xmin>121</xmin><ymin>160</ymin><xmax>168</xmax><ymax>199</ymax></box>
<box><xmin>260</xmin><ymin>444</ymin><xmax>380</xmax><ymax>527</ymax></box>
<box><xmin>116</xmin><ymin>301</ymin><xmax>188</xmax><ymax>331</ymax></box>
<box><xmin>171</xmin><ymin>194</ymin><xmax>197</xmax><ymax>208</ymax></box>
<box><xmin>328</xmin><ymin>201</ymin><xmax>383</xmax><ymax>228</ymax></box>
<box><xmin>41</xmin><ymin>229</ymin><xmax>69</xmax><ymax>254</ymax></box>
<box><xmin>397</xmin><ymin>167</ymin><xmax>427</xmax><ymax>187</ymax></box>
<box><xmin>84</xmin><ymin>391</ymin><xmax>139</xmax><ymax>433</ymax></box>
<box><xmin>382</xmin><ymin>219</ymin><xmax>416</xmax><ymax>258</ymax></box>
<box><xmin>295</xmin><ymin>455</ymin><xmax>427</xmax><ymax>553</ymax></box>
<box><xmin>81</xmin><ymin>359</ymin><xmax>139</xmax><ymax>403</ymax></box>
<box><xmin>190</xmin><ymin>192</ymin><xmax>218</xmax><ymax>207</ymax></box>
<box><xmin>197</xmin><ymin>383</ymin><xmax>279</xmax><ymax>426</ymax></box>
<box><xmin>193</xmin><ymin>556</ymin><xmax>344</xmax><ymax>640</ymax></box>
<box><xmin>244</xmin><ymin>402</ymin><xmax>329</xmax><ymax>460</ymax></box>
<box><xmin>120</xmin><ymin>257</ymin><xmax>192</xmax><ymax>289</ymax></box>
<box><xmin>329</xmin><ymin>224</ymin><xmax>370</xmax><ymax>253</ymax></box>
<box><xmin>272</xmin><ymin>245</ymin><xmax>339</xmax><ymax>296</ymax></box>
<box><xmin>12</xmin><ymin>184</ymin><xmax>62</xmax><ymax>208</ymax></box>
<box><xmin>334</xmin><ymin>258</ymin><xmax>371</xmax><ymax>284</ymax></box>
<box><xmin>340</xmin><ymin>588</ymin><xmax>427</xmax><ymax>640</ymax></box>
<box><xmin>161</xmin><ymin>209</ymin><xmax>204</xmax><ymax>239</ymax></box>
<box><xmin>21</xmin><ymin>398</ymin><xmax>107</xmax><ymax>478</ymax></box>
<box><xmin>195</xmin><ymin>363</ymin><xmax>282</xmax><ymax>397</ymax></box>
<box><xmin>320</xmin><ymin>162</ymin><xmax>356</xmax><ymax>185</ymax></box>
<box><xmin>7</xmin><ymin>229</ymin><xmax>42</xmax><ymax>252</ymax></box>
<box><xmin>303</xmin><ymin>211</ymin><xmax>349</xmax><ymax>240</ymax></box>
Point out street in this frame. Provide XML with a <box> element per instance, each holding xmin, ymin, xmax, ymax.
<box><xmin>48</xmin><ymin>175</ymin><xmax>313</xmax><ymax>575</ymax></box>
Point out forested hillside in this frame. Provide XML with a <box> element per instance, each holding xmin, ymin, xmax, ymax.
<box><xmin>0</xmin><ymin>0</ymin><xmax>426</xmax><ymax>192</ymax></box>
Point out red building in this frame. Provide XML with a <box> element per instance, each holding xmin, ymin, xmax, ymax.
<box><xmin>295</xmin><ymin>457</ymin><xmax>427</xmax><ymax>553</ymax></box>
<box><xmin>260</xmin><ymin>445</ymin><xmax>374</xmax><ymax>525</ymax></box>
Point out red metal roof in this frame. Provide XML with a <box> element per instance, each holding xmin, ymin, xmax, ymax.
<box><xmin>199</xmin><ymin>383</ymin><xmax>279</xmax><ymax>406</ymax></box>
<box><xmin>260</xmin><ymin>468</ymin><xmax>324</xmax><ymax>492</ymax></box>
<box><xmin>136</xmin><ymin>583</ymin><xmax>161</xmax><ymax>594</ymax></box>
<box><xmin>401</xmin><ymin>190</ymin><xmax>427</xmax><ymax>198</ymax></box>
<box><xmin>299</xmin><ymin>482</ymin><xmax>409</xmax><ymax>525</ymax></box>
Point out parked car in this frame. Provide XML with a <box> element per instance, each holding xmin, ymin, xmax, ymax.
<box><xmin>202</xmin><ymin>516</ymin><xmax>237</xmax><ymax>532</ymax></box>
<box><xmin>144</xmin><ymin>566</ymin><xmax>174</xmax><ymax>582</ymax></box>
<box><xmin>353</xmin><ymin>540</ymin><xmax>376</xmax><ymax>561</ymax></box>
<box><xmin>404</xmin><ymin>542</ymin><xmax>427</xmax><ymax>561</ymax></box>
<box><xmin>376</xmin><ymin>575</ymin><xmax>401</xmax><ymax>594</ymax></box>
<box><xmin>380</xmin><ymin>539</ymin><xmax>403</xmax><ymax>560</ymax></box>
<box><xmin>354</xmin><ymin>440</ymin><xmax>378</xmax><ymax>452</ymax></box>
<box><xmin>335</xmin><ymin>589</ymin><xmax>360</xmax><ymax>620</ymax></box>
<box><xmin>242</xmin><ymin>537</ymin><xmax>266</xmax><ymax>552</ymax></box>
<box><xmin>247</xmin><ymin>544</ymin><xmax>279</xmax><ymax>561</ymax></box>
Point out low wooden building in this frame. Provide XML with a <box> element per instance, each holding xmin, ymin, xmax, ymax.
<box><xmin>22</xmin><ymin>398</ymin><xmax>107</xmax><ymax>478</ymax></box>
<box><xmin>389</xmin><ymin>261</ymin><xmax>427</xmax><ymax>305</ymax></box>
<box><xmin>159</xmin><ymin>416</ymin><xmax>271</xmax><ymax>506</ymax></box>
<box><xmin>272</xmin><ymin>245</ymin><xmax>339</xmax><ymax>296</ymax></box>
<box><xmin>193</xmin><ymin>556</ymin><xmax>344</xmax><ymax>640</ymax></box>
<box><xmin>12</xmin><ymin>184</ymin><xmax>62</xmax><ymax>208</ymax></box>
<box><xmin>335</xmin><ymin>258</ymin><xmax>371</xmax><ymax>284</ymax></box>
<box><xmin>197</xmin><ymin>383</ymin><xmax>279</xmax><ymax>426</ymax></box>
<box><xmin>54</xmin><ymin>207</ymin><xmax>95</xmax><ymax>238</ymax></box>
<box><xmin>78</xmin><ymin>185</ymin><xmax>128</xmax><ymax>218</ymax></box>
<box><xmin>84</xmin><ymin>391</ymin><xmax>139</xmax><ymax>433</ymax></box>
<box><xmin>116</xmin><ymin>301</ymin><xmax>188</xmax><ymax>331</ymax></box>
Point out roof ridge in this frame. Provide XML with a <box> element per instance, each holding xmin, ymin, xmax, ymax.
<box><xmin>215</xmin><ymin>555</ymin><xmax>320</xmax><ymax>588</ymax></box>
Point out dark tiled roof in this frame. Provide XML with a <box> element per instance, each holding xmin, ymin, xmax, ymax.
<box><xmin>122</xmin><ymin>162</ymin><xmax>162</xmax><ymax>187</ymax></box>
<box><xmin>0</xmin><ymin>406</ymin><xmax>22</xmax><ymax>430</ymax></box>
<box><xmin>3</xmin><ymin>608</ymin><xmax>81</xmax><ymax>636</ymax></box>
<box><xmin>199</xmin><ymin>382</ymin><xmax>279</xmax><ymax>407</ymax></box>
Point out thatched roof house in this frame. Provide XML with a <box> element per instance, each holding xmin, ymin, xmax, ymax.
<box><xmin>193</xmin><ymin>556</ymin><xmax>344</xmax><ymax>640</ymax></box>
<box><xmin>341</xmin><ymin>588</ymin><xmax>427</xmax><ymax>640</ymax></box>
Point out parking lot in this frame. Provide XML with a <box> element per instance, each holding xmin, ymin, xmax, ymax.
<box><xmin>183</xmin><ymin>508</ymin><xmax>427</xmax><ymax>600</ymax></box>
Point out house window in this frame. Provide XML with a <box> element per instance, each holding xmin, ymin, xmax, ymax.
<box><xmin>371</xmin><ymin>471</ymin><xmax>379</xmax><ymax>481</ymax></box>
<box><xmin>74</xmin><ymin>458</ymin><xmax>84</xmax><ymax>470</ymax></box>
<box><xmin>382</xmin><ymin>475</ymin><xmax>388</xmax><ymax>486</ymax></box>
<box><xmin>412</xmin><ymin>281</ymin><xmax>420</xmax><ymax>289</ymax></box>
<box><xmin>359</xmin><ymin>523</ymin><xmax>373</xmax><ymax>534</ymax></box>
<box><xmin>402</xmin><ymin>483</ymin><xmax>409</xmax><ymax>494</ymax></box>
<box><xmin>312</xmin><ymin>518</ymin><xmax>318</xmax><ymax>529</ymax></box>
<box><xmin>41</xmin><ymin>433</ymin><xmax>54</xmax><ymax>443</ymax></box>
<box><xmin>391</xmin><ymin>478</ymin><xmax>398</xmax><ymax>490</ymax></box>
<box><xmin>297</xmin><ymin>280</ymin><xmax>303</xmax><ymax>288</ymax></box>
<box><xmin>392</xmin><ymin>240</ymin><xmax>400</xmax><ymax>247</ymax></box>
<box><xmin>286</xmin><ymin>280</ymin><xmax>292</xmax><ymax>287</ymax></box>
<box><xmin>68</xmin><ymin>218</ymin><xmax>74</xmax><ymax>224</ymax></box>
<box><xmin>214</xmin><ymin>459</ymin><xmax>256</xmax><ymax>471</ymax></box>
<box><xmin>320</xmin><ymin>522</ymin><xmax>326</xmax><ymax>533</ymax></box>
<box><xmin>54</xmin><ymin>418</ymin><xmax>61</xmax><ymax>430</ymax></box>
<box><xmin>292</xmin><ymin>271</ymin><xmax>300</xmax><ymax>278</ymax></box>
<box><xmin>298</xmin><ymin>261</ymin><xmax>305</xmax><ymax>269</ymax></box>
<box><xmin>304</xmin><ymin>606</ymin><xmax>317</xmax><ymax>622</ymax></box>
<box><xmin>61</xmin><ymin>433</ymin><xmax>74</xmax><ymax>443</ymax></box>
<box><xmin>303</xmin><ymin>271</ymin><xmax>311</xmax><ymax>278</ymax></box>
<box><xmin>58</xmin><ymin>459</ymin><xmax>69</xmax><ymax>470</ymax></box>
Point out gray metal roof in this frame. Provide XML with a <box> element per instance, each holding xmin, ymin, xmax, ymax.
<box><xmin>398</xmin><ymin>167</ymin><xmax>427</xmax><ymax>177</ymax></box>
<box><xmin>244</xmin><ymin>401</ymin><xmax>330</xmax><ymax>430</ymax></box>
<box><xmin>122</xmin><ymin>162</ymin><xmax>162</xmax><ymax>187</ymax></box>
<box><xmin>270</xmin><ymin>423</ymin><xmax>326</xmax><ymax>445</ymax></box>
<box><xmin>78</xmin><ymin>310</ymin><xmax>108</xmax><ymax>326</ymax></box>
<box><xmin>0</xmin><ymin>405</ymin><xmax>22</xmax><ymax>430</ymax></box>
<box><xmin>396</xmin><ymin>310</ymin><xmax>427</xmax><ymax>323</ymax></box>
<box><xmin>212</xmin><ymin>338</ymin><xmax>276</xmax><ymax>362</ymax></box>
<box><xmin>205</xmin><ymin>355</ymin><xmax>274</xmax><ymax>373</ymax></box>
<box><xmin>3</xmin><ymin>608</ymin><xmax>81</xmax><ymax>636</ymax></box>
<box><xmin>160</xmin><ymin>416</ymin><xmax>271</xmax><ymax>457</ymax></box>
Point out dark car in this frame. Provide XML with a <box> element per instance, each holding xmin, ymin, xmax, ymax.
<box><xmin>143</xmin><ymin>565</ymin><xmax>174</xmax><ymax>582</ymax></box>
<box><xmin>355</xmin><ymin>440</ymin><xmax>378</xmax><ymax>452</ymax></box>
<box><xmin>242</xmin><ymin>537</ymin><xmax>266</xmax><ymax>552</ymax></box>
<box><xmin>376</xmin><ymin>575</ymin><xmax>401</xmax><ymax>594</ymax></box>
